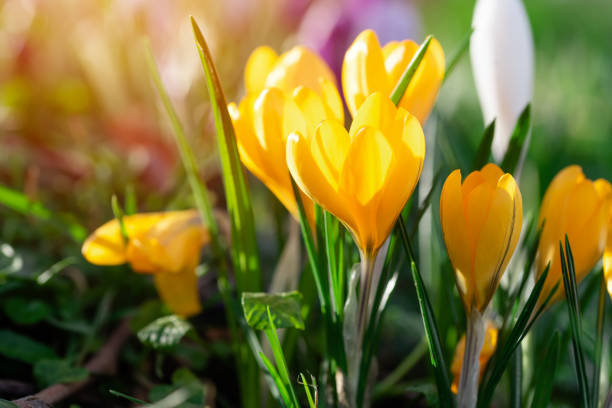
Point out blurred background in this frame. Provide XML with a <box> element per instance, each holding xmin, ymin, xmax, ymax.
<box><xmin>1</xmin><ymin>0</ymin><xmax>611</xmax><ymax>406</ymax></box>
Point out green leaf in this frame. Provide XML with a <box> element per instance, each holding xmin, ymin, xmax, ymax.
<box><xmin>560</xmin><ymin>236</ymin><xmax>590</xmax><ymax>408</ymax></box>
<box><xmin>0</xmin><ymin>330</ymin><xmax>56</xmax><ymax>364</ymax></box>
<box><xmin>264</xmin><ymin>307</ymin><xmax>300</xmax><ymax>407</ymax></box>
<box><xmin>299</xmin><ymin>373</ymin><xmax>317</xmax><ymax>408</ymax></box>
<box><xmin>191</xmin><ymin>17</ymin><xmax>261</xmax><ymax>293</ymax></box>
<box><xmin>390</xmin><ymin>36</ymin><xmax>433</xmax><ymax>105</ymax></box>
<box><xmin>591</xmin><ymin>276</ymin><xmax>606</xmax><ymax>407</ymax></box>
<box><xmin>33</xmin><ymin>359</ymin><xmax>89</xmax><ymax>387</ymax></box>
<box><xmin>396</xmin><ymin>217</ymin><xmax>454</xmax><ymax>407</ymax></box>
<box><xmin>530</xmin><ymin>331</ymin><xmax>560</xmax><ymax>408</ymax></box>
<box><xmin>500</xmin><ymin>105</ymin><xmax>531</xmax><ymax>174</ymax></box>
<box><xmin>0</xmin><ymin>399</ymin><xmax>19</xmax><ymax>408</ymax></box>
<box><xmin>444</xmin><ymin>27</ymin><xmax>474</xmax><ymax>82</ymax></box>
<box><xmin>472</xmin><ymin>120</ymin><xmax>496</xmax><ymax>170</ymax></box>
<box><xmin>242</xmin><ymin>291</ymin><xmax>305</xmax><ymax>330</ymax></box>
<box><xmin>109</xmin><ymin>389</ymin><xmax>148</xmax><ymax>405</ymax></box>
<box><xmin>0</xmin><ymin>184</ymin><xmax>87</xmax><ymax>242</ymax></box>
<box><xmin>137</xmin><ymin>315</ymin><xmax>192</xmax><ymax>349</ymax></box>
<box><xmin>3</xmin><ymin>297</ymin><xmax>51</xmax><ymax>325</ymax></box>
<box><xmin>478</xmin><ymin>265</ymin><xmax>556</xmax><ymax>408</ymax></box>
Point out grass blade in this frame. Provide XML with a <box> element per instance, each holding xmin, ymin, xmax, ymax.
<box><xmin>472</xmin><ymin>120</ymin><xmax>496</xmax><ymax>170</ymax></box>
<box><xmin>397</xmin><ymin>216</ymin><xmax>454</xmax><ymax>406</ymax></box>
<box><xmin>530</xmin><ymin>331</ymin><xmax>560</xmax><ymax>408</ymax></box>
<box><xmin>191</xmin><ymin>17</ymin><xmax>261</xmax><ymax>292</ymax></box>
<box><xmin>390</xmin><ymin>36</ymin><xmax>433</xmax><ymax>105</ymax></box>
<box><xmin>560</xmin><ymin>236</ymin><xmax>590</xmax><ymax>408</ymax></box>
<box><xmin>500</xmin><ymin>104</ymin><xmax>531</xmax><ymax>175</ymax></box>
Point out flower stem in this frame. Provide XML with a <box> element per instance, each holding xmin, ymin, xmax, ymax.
<box><xmin>357</xmin><ymin>251</ymin><xmax>377</xmax><ymax>339</ymax></box>
<box><xmin>457</xmin><ymin>307</ymin><xmax>486</xmax><ymax>408</ymax></box>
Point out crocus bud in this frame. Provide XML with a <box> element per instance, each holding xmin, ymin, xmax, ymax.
<box><xmin>440</xmin><ymin>164</ymin><xmax>523</xmax><ymax>312</ymax></box>
<box><xmin>230</xmin><ymin>46</ymin><xmax>342</xmax><ymax>222</ymax></box>
<box><xmin>470</xmin><ymin>0</ymin><xmax>534</xmax><ymax>160</ymax></box>
<box><xmin>536</xmin><ymin>166</ymin><xmax>611</xmax><ymax>301</ymax></box>
<box><xmin>342</xmin><ymin>29</ymin><xmax>444</xmax><ymax>124</ymax></box>
<box><xmin>451</xmin><ymin>320</ymin><xmax>498</xmax><ymax>394</ymax></box>
<box><xmin>82</xmin><ymin>210</ymin><xmax>208</xmax><ymax>317</ymax></box>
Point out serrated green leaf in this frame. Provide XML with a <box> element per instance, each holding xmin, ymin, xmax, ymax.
<box><xmin>242</xmin><ymin>291</ymin><xmax>304</xmax><ymax>330</ymax></box>
<box><xmin>3</xmin><ymin>297</ymin><xmax>51</xmax><ymax>325</ymax></box>
<box><xmin>33</xmin><ymin>359</ymin><xmax>89</xmax><ymax>387</ymax></box>
<box><xmin>137</xmin><ymin>315</ymin><xmax>192</xmax><ymax>349</ymax></box>
<box><xmin>530</xmin><ymin>331</ymin><xmax>560</xmax><ymax>408</ymax></box>
<box><xmin>0</xmin><ymin>329</ymin><xmax>56</xmax><ymax>364</ymax></box>
<box><xmin>500</xmin><ymin>105</ymin><xmax>531</xmax><ymax>174</ymax></box>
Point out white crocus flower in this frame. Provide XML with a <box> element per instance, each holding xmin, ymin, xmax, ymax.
<box><xmin>470</xmin><ymin>0</ymin><xmax>534</xmax><ymax>161</ymax></box>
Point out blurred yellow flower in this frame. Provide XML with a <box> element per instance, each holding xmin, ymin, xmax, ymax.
<box><xmin>450</xmin><ymin>321</ymin><xmax>498</xmax><ymax>394</ymax></box>
<box><xmin>440</xmin><ymin>164</ymin><xmax>523</xmax><ymax>312</ymax></box>
<box><xmin>342</xmin><ymin>29</ymin><xmax>445</xmax><ymax>124</ymax></box>
<box><xmin>286</xmin><ymin>92</ymin><xmax>425</xmax><ymax>256</ymax></box>
<box><xmin>82</xmin><ymin>210</ymin><xmax>208</xmax><ymax>317</ymax></box>
<box><xmin>536</xmin><ymin>166</ymin><xmax>611</xmax><ymax>301</ymax></box>
<box><xmin>604</xmin><ymin>214</ymin><xmax>612</xmax><ymax>298</ymax></box>
<box><xmin>230</xmin><ymin>46</ymin><xmax>343</xmax><ymax>221</ymax></box>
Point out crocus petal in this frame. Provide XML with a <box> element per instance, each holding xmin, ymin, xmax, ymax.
<box><xmin>342</xmin><ymin>29</ymin><xmax>389</xmax><ymax>118</ymax></box>
<box><xmin>265</xmin><ymin>46</ymin><xmax>336</xmax><ymax>95</ymax></box>
<box><xmin>310</xmin><ymin>120</ymin><xmax>351</xmax><ymax>190</ymax></box>
<box><xmin>245</xmin><ymin>46</ymin><xmax>279</xmax><ymax>94</ymax></box>
<box><xmin>153</xmin><ymin>268</ymin><xmax>202</xmax><ymax>317</ymax></box>
<box><xmin>470</xmin><ymin>0</ymin><xmax>534</xmax><ymax>160</ymax></box>
<box><xmin>604</xmin><ymin>226</ymin><xmax>612</xmax><ymax>298</ymax></box>
<box><xmin>440</xmin><ymin>170</ymin><xmax>472</xmax><ymax>303</ymax></box>
<box><xmin>348</xmin><ymin>92</ymin><xmax>396</xmax><ymax>139</ymax></box>
<box><xmin>340</xmin><ymin>126</ymin><xmax>393</xmax><ymax>251</ymax></box>
<box><xmin>287</xmin><ymin>131</ymin><xmax>355</xmax><ymax>234</ymax></box>
<box><xmin>473</xmin><ymin>174</ymin><xmax>522</xmax><ymax>309</ymax></box>
<box><xmin>82</xmin><ymin>213</ymin><xmax>166</xmax><ymax>266</ymax></box>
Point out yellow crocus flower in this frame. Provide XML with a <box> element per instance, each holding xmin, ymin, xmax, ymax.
<box><xmin>82</xmin><ymin>210</ymin><xmax>208</xmax><ymax>317</ymax></box>
<box><xmin>450</xmin><ymin>320</ymin><xmax>498</xmax><ymax>394</ymax></box>
<box><xmin>536</xmin><ymin>166</ymin><xmax>611</xmax><ymax>301</ymax></box>
<box><xmin>342</xmin><ymin>29</ymin><xmax>445</xmax><ymax>124</ymax></box>
<box><xmin>286</xmin><ymin>92</ymin><xmax>425</xmax><ymax>258</ymax></box>
<box><xmin>440</xmin><ymin>164</ymin><xmax>523</xmax><ymax>313</ymax></box>
<box><xmin>230</xmin><ymin>45</ymin><xmax>343</xmax><ymax>221</ymax></box>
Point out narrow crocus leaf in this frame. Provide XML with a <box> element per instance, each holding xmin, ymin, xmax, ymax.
<box><xmin>478</xmin><ymin>264</ymin><xmax>554</xmax><ymax>408</ymax></box>
<box><xmin>0</xmin><ymin>399</ymin><xmax>19</xmax><ymax>408</ymax></box>
<box><xmin>500</xmin><ymin>104</ymin><xmax>531</xmax><ymax>175</ymax></box>
<box><xmin>0</xmin><ymin>184</ymin><xmax>87</xmax><ymax>242</ymax></box>
<box><xmin>472</xmin><ymin>120</ymin><xmax>496</xmax><ymax>171</ymax></box>
<box><xmin>444</xmin><ymin>27</ymin><xmax>474</xmax><ymax>82</ymax></box>
<box><xmin>397</xmin><ymin>217</ymin><xmax>454</xmax><ymax>407</ymax></box>
<box><xmin>191</xmin><ymin>17</ymin><xmax>261</xmax><ymax>293</ymax></box>
<box><xmin>530</xmin><ymin>331</ymin><xmax>560</xmax><ymax>408</ymax></box>
<box><xmin>259</xmin><ymin>351</ymin><xmax>292</xmax><ymax>407</ymax></box>
<box><xmin>299</xmin><ymin>373</ymin><xmax>317</xmax><ymax>408</ymax></box>
<box><xmin>242</xmin><ymin>291</ymin><xmax>305</xmax><ymax>330</ymax></box>
<box><xmin>111</xmin><ymin>194</ymin><xmax>128</xmax><ymax>243</ymax></box>
<box><xmin>560</xmin><ymin>237</ymin><xmax>590</xmax><ymax>408</ymax></box>
<box><xmin>591</xmin><ymin>275</ymin><xmax>606</xmax><ymax>407</ymax></box>
<box><xmin>390</xmin><ymin>36</ymin><xmax>433</xmax><ymax>105</ymax></box>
